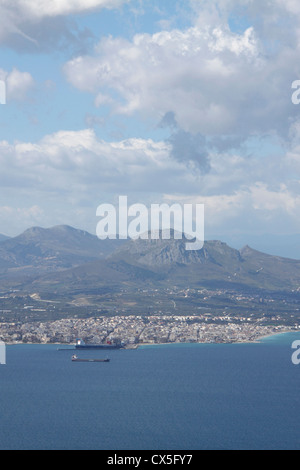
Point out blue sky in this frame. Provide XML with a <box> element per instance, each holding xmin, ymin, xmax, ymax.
<box><xmin>1</xmin><ymin>0</ymin><xmax>300</xmax><ymax>256</ymax></box>
<box><xmin>0</xmin><ymin>0</ymin><xmax>195</xmax><ymax>142</ymax></box>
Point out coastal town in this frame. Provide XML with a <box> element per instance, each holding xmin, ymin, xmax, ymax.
<box><xmin>0</xmin><ymin>315</ymin><xmax>297</xmax><ymax>347</ymax></box>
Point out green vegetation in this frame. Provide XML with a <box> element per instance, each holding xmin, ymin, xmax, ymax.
<box><xmin>0</xmin><ymin>227</ymin><xmax>300</xmax><ymax>327</ymax></box>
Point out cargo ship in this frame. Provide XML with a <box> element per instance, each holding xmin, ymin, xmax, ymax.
<box><xmin>75</xmin><ymin>339</ymin><xmax>121</xmax><ymax>350</ymax></box>
<box><xmin>72</xmin><ymin>355</ymin><xmax>110</xmax><ymax>363</ymax></box>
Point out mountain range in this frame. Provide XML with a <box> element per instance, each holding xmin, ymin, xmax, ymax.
<box><xmin>0</xmin><ymin>226</ymin><xmax>300</xmax><ymax>295</ymax></box>
<box><xmin>0</xmin><ymin>225</ymin><xmax>123</xmax><ymax>279</ymax></box>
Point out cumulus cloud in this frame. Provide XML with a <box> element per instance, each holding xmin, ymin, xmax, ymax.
<box><xmin>164</xmin><ymin>181</ymin><xmax>300</xmax><ymax>236</ymax></box>
<box><xmin>0</xmin><ymin>127</ymin><xmax>300</xmax><ymax>236</ymax></box>
<box><xmin>0</xmin><ymin>129</ymin><xmax>188</xmax><ymax>195</ymax></box>
<box><xmin>64</xmin><ymin>15</ymin><xmax>300</xmax><ymax>147</ymax></box>
<box><xmin>64</xmin><ymin>26</ymin><xmax>261</xmax><ymax>136</ymax></box>
<box><xmin>2</xmin><ymin>0</ymin><xmax>300</xmax><ymax>238</ymax></box>
<box><xmin>0</xmin><ymin>128</ymin><xmax>243</xmax><ymax>214</ymax></box>
<box><xmin>0</xmin><ymin>128</ymin><xmax>207</xmax><ymax>233</ymax></box>
<box><xmin>0</xmin><ymin>68</ymin><xmax>35</xmax><ymax>102</ymax></box>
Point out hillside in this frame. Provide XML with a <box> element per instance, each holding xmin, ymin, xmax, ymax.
<box><xmin>0</xmin><ymin>225</ymin><xmax>124</xmax><ymax>280</ymax></box>
<box><xmin>0</xmin><ymin>234</ymin><xmax>10</xmax><ymax>243</ymax></box>
<box><xmin>1</xmin><ymin>230</ymin><xmax>300</xmax><ymax>323</ymax></box>
<box><xmin>22</xmin><ymin>235</ymin><xmax>300</xmax><ymax>294</ymax></box>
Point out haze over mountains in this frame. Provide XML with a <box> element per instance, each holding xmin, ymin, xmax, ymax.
<box><xmin>222</xmin><ymin>233</ymin><xmax>300</xmax><ymax>261</ymax></box>
<box><xmin>0</xmin><ymin>225</ymin><xmax>123</xmax><ymax>274</ymax></box>
<box><xmin>0</xmin><ymin>234</ymin><xmax>10</xmax><ymax>243</ymax></box>
<box><xmin>0</xmin><ymin>225</ymin><xmax>300</xmax><ymax>294</ymax></box>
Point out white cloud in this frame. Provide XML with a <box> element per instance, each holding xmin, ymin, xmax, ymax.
<box><xmin>0</xmin><ymin>129</ymin><xmax>187</xmax><ymax>195</ymax></box>
<box><xmin>0</xmin><ymin>127</ymin><xmax>300</xmax><ymax>236</ymax></box>
<box><xmin>0</xmin><ymin>0</ymin><xmax>128</xmax><ymax>20</ymax></box>
<box><xmin>164</xmin><ymin>180</ymin><xmax>300</xmax><ymax>236</ymax></box>
<box><xmin>64</xmin><ymin>26</ymin><xmax>258</xmax><ymax>135</ymax></box>
<box><xmin>2</xmin><ymin>0</ymin><xmax>300</xmax><ymax>238</ymax></box>
<box><xmin>0</xmin><ymin>205</ymin><xmax>44</xmax><ymax>236</ymax></box>
<box><xmin>0</xmin><ymin>68</ymin><xmax>35</xmax><ymax>102</ymax></box>
<box><xmin>64</xmin><ymin>17</ymin><xmax>300</xmax><ymax>141</ymax></box>
<box><xmin>0</xmin><ymin>128</ymin><xmax>201</xmax><ymax>234</ymax></box>
<box><xmin>0</xmin><ymin>0</ymin><xmax>129</xmax><ymax>50</ymax></box>
<box><xmin>250</xmin><ymin>183</ymin><xmax>299</xmax><ymax>213</ymax></box>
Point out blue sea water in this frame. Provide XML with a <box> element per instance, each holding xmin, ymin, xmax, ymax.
<box><xmin>0</xmin><ymin>333</ymin><xmax>300</xmax><ymax>450</ymax></box>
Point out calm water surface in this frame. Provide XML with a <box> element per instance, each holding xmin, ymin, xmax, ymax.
<box><xmin>0</xmin><ymin>333</ymin><xmax>299</xmax><ymax>450</ymax></box>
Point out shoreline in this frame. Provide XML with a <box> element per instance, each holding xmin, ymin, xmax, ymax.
<box><xmin>1</xmin><ymin>316</ymin><xmax>299</xmax><ymax>349</ymax></box>
<box><xmin>136</xmin><ymin>330</ymin><xmax>296</xmax><ymax>348</ymax></box>
<box><xmin>5</xmin><ymin>330</ymin><xmax>299</xmax><ymax>348</ymax></box>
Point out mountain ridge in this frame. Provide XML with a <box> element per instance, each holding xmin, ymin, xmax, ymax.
<box><xmin>13</xmin><ymin>230</ymin><xmax>300</xmax><ymax>294</ymax></box>
<box><xmin>0</xmin><ymin>225</ymin><xmax>300</xmax><ymax>294</ymax></box>
<box><xmin>0</xmin><ymin>225</ymin><xmax>124</xmax><ymax>275</ymax></box>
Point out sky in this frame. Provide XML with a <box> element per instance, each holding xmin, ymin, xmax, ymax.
<box><xmin>1</xmin><ymin>0</ymin><xmax>300</xmax><ymax>254</ymax></box>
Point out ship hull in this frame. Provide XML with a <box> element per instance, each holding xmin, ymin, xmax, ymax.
<box><xmin>72</xmin><ymin>358</ymin><xmax>110</xmax><ymax>363</ymax></box>
<box><xmin>75</xmin><ymin>344</ymin><xmax>119</xmax><ymax>350</ymax></box>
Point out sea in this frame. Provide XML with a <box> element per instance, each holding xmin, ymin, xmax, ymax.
<box><xmin>0</xmin><ymin>333</ymin><xmax>299</xmax><ymax>450</ymax></box>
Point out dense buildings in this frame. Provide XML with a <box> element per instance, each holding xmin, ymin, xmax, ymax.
<box><xmin>0</xmin><ymin>315</ymin><xmax>297</xmax><ymax>346</ymax></box>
